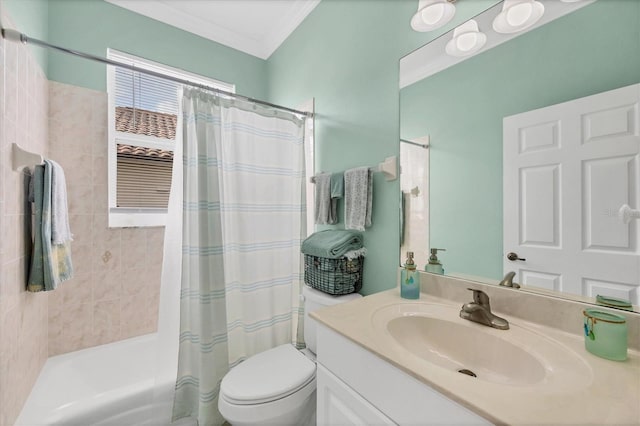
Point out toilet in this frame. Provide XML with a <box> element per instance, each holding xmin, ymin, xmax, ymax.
<box><xmin>218</xmin><ymin>285</ymin><xmax>362</xmax><ymax>426</ymax></box>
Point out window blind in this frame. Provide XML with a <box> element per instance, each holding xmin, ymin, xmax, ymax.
<box><xmin>113</xmin><ymin>62</ymin><xmax>177</xmax><ymax>208</ymax></box>
<box><xmin>116</xmin><ymin>153</ymin><xmax>172</xmax><ymax>208</ymax></box>
<box><xmin>108</xmin><ymin>50</ymin><xmax>234</xmax><ymax>214</ymax></box>
<box><xmin>115</xmin><ymin>66</ymin><xmax>180</xmax><ymax>121</ymax></box>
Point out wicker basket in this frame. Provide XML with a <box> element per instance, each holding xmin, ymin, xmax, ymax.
<box><xmin>304</xmin><ymin>255</ymin><xmax>363</xmax><ymax>295</ymax></box>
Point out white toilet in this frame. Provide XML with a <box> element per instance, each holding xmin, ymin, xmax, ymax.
<box><xmin>218</xmin><ymin>285</ymin><xmax>362</xmax><ymax>426</ymax></box>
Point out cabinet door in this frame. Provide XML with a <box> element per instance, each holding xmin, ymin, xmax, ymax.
<box><xmin>317</xmin><ymin>364</ymin><xmax>396</xmax><ymax>426</ymax></box>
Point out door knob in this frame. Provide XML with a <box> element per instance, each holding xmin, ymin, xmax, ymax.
<box><xmin>507</xmin><ymin>252</ymin><xmax>526</xmax><ymax>261</ymax></box>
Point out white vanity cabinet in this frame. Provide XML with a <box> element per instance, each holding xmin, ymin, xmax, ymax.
<box><xmin>316</xmin><ymin>323</ymin><xmax>491</xmax><ymax>426</ymax></box>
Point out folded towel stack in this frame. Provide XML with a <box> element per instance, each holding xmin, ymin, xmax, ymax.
<box><xmin>301</xmin><ymin>229</ymin><xmax>364</xmax><ymax>259</ymax></box>
<box><xmin>302</xmin><ymin>226</ymin><xmax>366</xmax><ymax>295</ymax></box>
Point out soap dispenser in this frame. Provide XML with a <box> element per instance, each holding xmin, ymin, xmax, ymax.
<box><xmin>401</xmin><ymin>251</ymin><xmax>420</xmax><ymax>299</ymax></box>
<box><xmin>425</xmin><ymin>248</ymin><xmax>446</xmax><ymax>275</ymax></box>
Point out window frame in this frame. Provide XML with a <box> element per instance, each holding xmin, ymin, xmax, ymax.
<box><xmin>106</xmin><ymin>49</ymin><xmax>235</xmax><ymax>228</ymax></box>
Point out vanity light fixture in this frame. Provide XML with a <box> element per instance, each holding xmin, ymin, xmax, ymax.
<box><xmin>445</xmin><ymin>19</ymin><xmax>487</xmax><ymax>57</ymax></box>
<box><xmin>411</xmin><ymin>0</ymin><xmax>456</xmax><ymax>32</ymax></box>
<box><xmin>492</xmin><ymin>0</ymin><xmax>545</xmax><ymax>34</ymax></box>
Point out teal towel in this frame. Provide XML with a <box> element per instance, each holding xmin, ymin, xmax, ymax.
<box><xmin>28</xmin><ymin>161</ymin><xmax>73</xmax><ymax>292</ymax></box>
<box><xmin>330</xmin><ymin>172</ymin><xmax>344</xmax><ymax>198</ymax></box>
<box><xmin>301</xmin><ymin>230</ymin><xmax>363</xmax><ymax>259</ymax></box>
<box><xmin>329</xmin><ymin>172</ymin><xmax>344</xmax><ymax>224</ymax></box>
<box><xmin>28</xmin><ymin>166</ymin><xmax>45</xmax><ymax>292</ymax></box>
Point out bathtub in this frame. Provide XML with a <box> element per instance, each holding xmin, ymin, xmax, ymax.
<box><xmin>16</xmin><ymin>334</ymin><xmax>195</xmax><ymax>426</ymax></box>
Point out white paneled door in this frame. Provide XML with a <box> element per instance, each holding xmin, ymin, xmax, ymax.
<box><xmin>504</xmin><ymin>84</ymin><xmax>640</xmax><ymax>304</ymax></box>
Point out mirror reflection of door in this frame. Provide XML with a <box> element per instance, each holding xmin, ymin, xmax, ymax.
<box><xmin>504</xmin><ymin>84</ymin><xmax>640</xmax><ymax>304</ymax></box>
<box><xmin>400</xmin><ymin>137</ymin><xmax>430</xmax><ymax>268</ymax></box>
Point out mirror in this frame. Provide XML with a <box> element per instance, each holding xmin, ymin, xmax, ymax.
<box><xmin>400</xmin><ymin>0</ymin><xmax>640</xmax><ymax>311</ymax></box>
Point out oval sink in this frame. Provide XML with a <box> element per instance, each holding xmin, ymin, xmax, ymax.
<box><xmin>387</xmin><ymin>316</ymin><xmax>545</xmax><ymax>386</ymax></box>
<box><xmin>372</xmin><ymin>302</ymin><xmax>592</xmax><ymax>389</ymax></box>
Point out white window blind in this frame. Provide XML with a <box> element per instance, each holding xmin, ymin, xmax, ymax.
<box><xmin>107</xmin><ymin>49</ymin><xmax>234</xmax><ymax>226</ymax></box>
<box><xmin>114</xmin><ymin>66</ymin><xmax>177</xmax><ymax>208</ymax></box>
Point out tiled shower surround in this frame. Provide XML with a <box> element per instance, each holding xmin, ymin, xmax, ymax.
<box><xmin>47</xmin><ymin>81</ymin><xmax>164</xmax><ymax>356</ymax></box>
<box><xmin>1</xmin><ymin>26</ymin><xmax>165</xmax><ymax>426</ymax></box>
<box><xmin>0</xmin><ymin>18</ymin><xmax>50</xmax><ymax>425</ymax></box>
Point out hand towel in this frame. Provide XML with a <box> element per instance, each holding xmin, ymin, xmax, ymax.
<box><xmin>328</xmin><ymin>172</ymin><xmax>344</xmax><ymax>224</ymax></box>
<box><xmin>301</xmin><ymin>229</ymin><xmax>363</xmax><ymax>259</ymax></box>
<box><xmin>313</xmin><ymin>172</ymin><xmax>332</xmax><ymax>225</ymax></box>
<box><xmin>49</xmin><ymin>159</ymin><xmax>73</xmax><ymax>244</ymax></box>
<box><xmin>42</xmin><ymin>161</ymin><xmax>74</xmax><ymax>290</ymax></box>
<box><xmin>344</xmin><ymin>167</ymin><xmax>373</xmax><ymax>231</ymax></box>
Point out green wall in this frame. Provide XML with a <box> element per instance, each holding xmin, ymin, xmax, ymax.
<box><xmin>266</xmin><ymin>0</ymin><xmax>497</xmax><ymax>295</ymax></box>
<box><xmin>4</xmin><ymin>0</ymin><xmax>48</xmax><ymax>71</ymax></box>
<box><xmin>400</xmin><ymin>0</ymin><xmax>640</xmax><ymax>280</ymax></box>
<box><xmin>5</xmin><ymin>0</ymin><xmax>503</xmax><ymax>296</ymax></box>
<box><xmin>45</xmin><ymin>0</ymin><xmax>267</xmax><ymax>98</ymax></box>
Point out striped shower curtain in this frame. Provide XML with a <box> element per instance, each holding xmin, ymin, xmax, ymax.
<box><xmin>171</xmin><ymin>88</ymin><xmax>307</xmax><ymax>425</ymax></box>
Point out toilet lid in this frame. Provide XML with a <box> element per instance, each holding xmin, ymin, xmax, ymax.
<box><xmin>220</xmin><ymin>344</ymin><xmax>316</xmax><ymax>405</ymax></box>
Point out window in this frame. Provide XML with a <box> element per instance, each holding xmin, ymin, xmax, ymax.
<box><xmin>107</xmin><ymin>49</ymin><xmax>235</xmax><ymax>227</ymax></box>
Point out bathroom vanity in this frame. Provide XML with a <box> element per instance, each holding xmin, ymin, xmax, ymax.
<box><xmin>311</xmin><ymin>272</ymin><xmax>640</xmax><ymax>425</ymax></box>
<box><xmin>316</xmin><ymin>322</ymin><xmax>488</xmax><ymax>425</ymax></box>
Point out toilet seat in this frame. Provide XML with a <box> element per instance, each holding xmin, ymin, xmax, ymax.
<box><xmin>220</xmin><ymin>344</ymin><xmax>316</xmax><ymax>405</ymax></box>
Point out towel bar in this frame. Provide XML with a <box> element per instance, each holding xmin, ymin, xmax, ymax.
<box><xmin>309</xmin><ymin>155</ymin><xmax>398</xmax><ymax>183</ymax></box>
<box><xmin>12</xmin><ymin>143</ymin><xmax>44</xmax><ymax>171</ymax></box>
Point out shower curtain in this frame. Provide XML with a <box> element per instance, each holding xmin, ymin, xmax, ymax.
<box><xmin>165</xmin><ymin>88</ymin><xmax>307</xmax><ymax>425</ymax></box>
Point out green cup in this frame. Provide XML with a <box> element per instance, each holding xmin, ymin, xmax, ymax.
<box><xmin>583</xmin><ymin>309</ymin><xmax>627</xmax><ymax>361</ymax></box>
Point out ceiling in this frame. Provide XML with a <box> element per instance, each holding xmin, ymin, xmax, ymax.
<box><xmin>105</xmin><ymin>0</ymin><xmax>321</xmax><ymax>60</ymax></box>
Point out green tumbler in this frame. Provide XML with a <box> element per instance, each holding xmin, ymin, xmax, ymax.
<box><xmin>583</xmin><ymin>309</ymin><xmax>627</xmax><ymax>361</ymax></box>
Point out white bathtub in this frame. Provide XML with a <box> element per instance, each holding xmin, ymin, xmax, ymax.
<box><xmin>16</xmin><ymin>334</ymin><xmax>195</xmax><ymax>426</ymax></box>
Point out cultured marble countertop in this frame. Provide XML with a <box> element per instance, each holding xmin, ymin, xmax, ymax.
<box><xmin>311</xmin><ymin>289</ymin><xmax>640</xmax><ymax>425</ymax></box>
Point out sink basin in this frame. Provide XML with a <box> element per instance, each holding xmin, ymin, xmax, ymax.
<box><xmin>387</xmin><ymin>316</ymin><xmax>545</xmax><ymax>385</ymax></box>
<box><xmin>373</xmin><ymin>302</ymin><xmax>592</xmax><ymax>388</ymax></box>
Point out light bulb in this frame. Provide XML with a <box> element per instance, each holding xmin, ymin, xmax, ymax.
<box><xmin>421</xmin><ymin>4</ymin><xmax>445</xmax><ymax>26</ymax></box>
<box><xmin>506</xmin><ymin>3</ymin><xmax>533</xmax><ymax>27</ymax></box>
<box><xmin>456</xmin><ymin>33</ymin><xmax>478</xmax><ymax>52</ymax></box>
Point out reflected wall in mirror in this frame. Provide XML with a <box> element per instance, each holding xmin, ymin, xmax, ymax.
<box><xmin>400</xmin><ymin>0</ymin><xmax>640</xmax><ymax>311</ymax></box>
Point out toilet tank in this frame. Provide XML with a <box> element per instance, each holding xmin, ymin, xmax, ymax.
<box><xmin>302</xmin><ymin>285</ymin><xmax>362</xmax><ymax>354</ymax></box>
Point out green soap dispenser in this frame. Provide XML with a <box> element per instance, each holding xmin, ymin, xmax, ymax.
<box><xmin>425</xmin><ymin>248</ymin><xmax>446</xmax><ymax>275</ymax></box>
<box><xmin>401</xmin><ymin>251</ymin><xmax>420</xmax><ymax>299</ymax></box>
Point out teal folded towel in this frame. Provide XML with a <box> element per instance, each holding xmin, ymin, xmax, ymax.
<box><xmin>301</xmin><ymin>230</ymin><xmax>363</xmax><ymax>259</ymax></box>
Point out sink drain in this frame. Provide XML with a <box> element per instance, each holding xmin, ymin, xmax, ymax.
<box><xmin>457</xmin><ymin>369</ymin><xmax>477</xmax><ymax>378</ymax></box>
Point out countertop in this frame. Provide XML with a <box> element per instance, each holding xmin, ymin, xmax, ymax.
<box><xmin>311</xmin><ymin>289</ymin><xmax>640</xmax><ymax>425</ymax></box>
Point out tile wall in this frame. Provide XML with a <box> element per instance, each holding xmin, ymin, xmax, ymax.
<box><xmin>47</xmin><ymin>81</ymin><xmax>164</xmax><ymax>356</ymax></box>
<box><xmin>0</xmin><ymin>14</ymin><xmax>50</xmax><ymax>425</ymax></box>
<box><xmin>0</xmin><ymin>33</ymin><xmax>165</xmax><ymax>424</ymax></box>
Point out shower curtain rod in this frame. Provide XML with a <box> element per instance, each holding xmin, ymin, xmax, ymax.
<box><xmin>400</xmin><ymin>139</ymin><xmax>429</xmax><ymax>149</ymax></box>
<box><xmin>0</xmin><ymin>27</ymin><xmax>313</xmax><ymax>118</ymax></box>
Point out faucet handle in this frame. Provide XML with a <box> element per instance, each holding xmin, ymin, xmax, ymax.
<box><xmin>466</xmin><ymin>288</ymin><xmax>490</xmax><ymax>306</ymax></box>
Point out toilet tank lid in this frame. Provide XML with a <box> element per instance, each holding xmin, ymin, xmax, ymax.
<box><xmin>220</xmin><ymin>344</ymin><xmax>315</xmax><ymax>405</ymax></box>
<box><xmin>302</xmin><ymin>285</ymin><xmax>362</xmax><ymax>306</ymax></box>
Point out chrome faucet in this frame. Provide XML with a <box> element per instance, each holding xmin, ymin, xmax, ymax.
<box><xmin>460</xmin><ymin>288</ymin><xmax>509</xmax><ymax>330</ymax></box>
<box><xmin>498</xmin><ymin>271</ymin><xmax>520</xmax><ymax>289</ymax></box>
